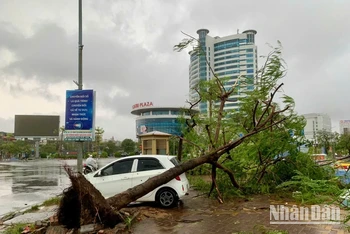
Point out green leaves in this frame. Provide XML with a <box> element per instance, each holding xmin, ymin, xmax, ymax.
<box><xmin>337</xmin><ymin>133</ymin><xmax>350</xmax><ymax>155</ymax></box>
<box><xmin>282</xmin><ymin>95</ymin><xmax>294</xmax><ymax>107</ymax></box>
<box><xmin>121</xmin><ymin>139</ymin><xmax>136</xmax><ymax>155</ymax></box>
<box><xmin>316</xmin><ymin>130</ymin><xmax>337</xmax><ymax>155</ymax></box>
<box><xmin>276</xmin><ymin>170</ymin><xmax>342</xmax><ymax>204</ymax></box>
<box><xmin>173</xmin><ymin>38</ymin><xmax>195</xmax><ymax>52</ymax></box>
<box><xmin>0</xmin><ymin>140</ymin><xmax>31</xmax><ymax>155</ymax></box>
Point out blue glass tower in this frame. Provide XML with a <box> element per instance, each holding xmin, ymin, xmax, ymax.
<box><xmin>189</xmin><ymin>29</ymin><xmax>258</xmax><ymax>114</ymax></box>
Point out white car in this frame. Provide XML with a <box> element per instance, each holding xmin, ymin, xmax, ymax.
<box><xmin>85</xmin><ymin>155</ymin><xmax>189</xmax><ymax>207</ymax></box>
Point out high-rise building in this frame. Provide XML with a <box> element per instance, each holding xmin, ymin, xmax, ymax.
<box><xmin>339</xmin><ymin>120</ymin><xmax>350</xmax><ymax>134</ymax></box>
<box><xmin>189</xmin><ymin>29</ymin><xmax>258</xmax><ymax>113</ymax></box>
<box><xmin>302</xmin><ymin>113</ymin><xmax>332</xmax><ymax>141</ymax></box>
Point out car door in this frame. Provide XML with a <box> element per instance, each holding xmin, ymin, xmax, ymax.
<box><xmin>91</xmin><ymin>158</ymin><xmax>135</xmax><ymax>198</ymax></box>
<box><xmin>132</xmin><ymin>157</ymin><xmax>166</xmax><ymax>200</ymax></box>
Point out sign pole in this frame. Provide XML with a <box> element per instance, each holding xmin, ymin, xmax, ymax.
<box><xmin>65</xmin><ymin>1</ymin><xmax>93</xmax><ymax>173</ymax></box>
<box><xmin>34</xmin><ymin>138</ymin><xmax>40</xmax><ymax>158</ymax></box>
<box><xmin>78</xmin><ymin>0</ymin><xmax>83</xmax><ymax>90</ymax></box>
<box><xmin>77</xmin><ymin>0</ymin><xmax>83</xmax><ymax>173</ymax></box>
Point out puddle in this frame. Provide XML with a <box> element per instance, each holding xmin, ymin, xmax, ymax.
<box><xmin>0</xmin><ymin>158</ymin><xmax>115</xmax><ymax>217</ymax></box>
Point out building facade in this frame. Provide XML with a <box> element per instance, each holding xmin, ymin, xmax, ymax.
<box><xmin>189</xmin><ymin>29</ymin><xmax>258</xmax><ymax>113</ymax></box>
<box><xmin>131</xmin><ymin>103</ymin><xmax>197</xmax><ymax>136</ymax></box>
<box><xmin>302</xmin><ymin>113</ymin><xmax>332</xmax><ymax>141</ymax></box>
<box><xmin>339</xmin><ymin>120</ymin><xmax>350</xmax><ymax>134</ymax></box>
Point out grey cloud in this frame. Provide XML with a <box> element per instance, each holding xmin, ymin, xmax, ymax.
<box><xmin>0</xmin><ymin>117</ymin><xmax>14</xmax><ymax>133</ymax></box>
<box><xmin>1</xmin><ymin>0</ymin><xmax>350</xmax><ymax>138</ymax></box>
<box><xmin>82</xmin><ymin>30</ymin><xmax>189</xmax><ymax>116</ymax></box>
<box><xmin>0</xmin><ymin>22</ymin><xmax>23</xmax><ymax>50</ymax></box>
<box><xmin>4</xmin><ymin>78</ymin><xmax>61</xmax><ymax>102</ymax></box>
<box><xmin>3</xmin><ymin>24</ymin><xmax>76</xmax><ymax>83</ymax></box>
<box><xmin>0</xmin><ymin>20</ymin><xmax>188</xmax><ymax>118</ymax></box>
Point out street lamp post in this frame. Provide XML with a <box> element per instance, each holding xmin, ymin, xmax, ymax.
<box><xmin>75</xmin><ymin>0</ymin><xmax>84</xmax><ymax>173</ymax></box>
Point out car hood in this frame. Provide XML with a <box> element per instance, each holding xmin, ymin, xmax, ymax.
<box><xmin>84</xmin><ymin>172</ymin><xmax>95</xmax><ymax>181</ymax></box>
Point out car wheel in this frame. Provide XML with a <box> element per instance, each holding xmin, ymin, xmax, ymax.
<box><xmin>83</xmin><ymin>167</ymin><xmax>92</xmax><ymax>174</ymax></box>
<box><xmin>156</xmin><ymin>188</ymin><xmax>178</xmax><ymax>208</ymax></box>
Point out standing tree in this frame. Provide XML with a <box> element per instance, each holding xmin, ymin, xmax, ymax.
<box><xmin>316</xmin><ymin>129</ymin><xmax>336</xmax><ymax>155</ymax></box>
<box><xmin>121</xmin><ymin>139</ymin><xmax>136</xmax><ymax>155</ymax></box>
<box><xmin>41</xmin><ymin>141</ymin><xmax>57</xmax><ymax>157</ymax></box>
<box><xmin>94</xmin><ymin>127</ymin><xmax>104</xmax><ymax>155</ymax></box>
<box><xmin>58</xmin><ymin>39</ymin><xmax>295</xmax><ymax>228</ymax></box>
<box><xmin>59</xmin><ymin>126</ymin><xmax>65</xmax><ymax>157</ymax></box>
<box><xmin>0</xmin><ymin>140</ymin><xmax>31</xmax><ymax>159</ymax></box>
<box><xmin>102</xmin><ymin>140</ymin><xmax>118</xmax><ymax>156</ymax></box>
<box><xmin>337</xmin><ymin>133</ymin><xmax>350</xmax><ymax>155</ymax></box>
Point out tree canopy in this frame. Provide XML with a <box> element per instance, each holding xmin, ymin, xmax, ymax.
<box><xmin>121</xmin><ymin>139</ymin><xmax>136</xmax><ymax>155</ymax></box>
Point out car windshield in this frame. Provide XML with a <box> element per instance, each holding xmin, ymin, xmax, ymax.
<box><xmin>170</xmin><ymin>157</ymin><xmax>180</xmax><ymax>166</ymax></box>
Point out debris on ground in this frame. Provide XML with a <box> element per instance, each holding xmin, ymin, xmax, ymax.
<box><xmin>0</xmin><ymin>206</ymin><xmax>140</xmax><ymax>234</ymax></box>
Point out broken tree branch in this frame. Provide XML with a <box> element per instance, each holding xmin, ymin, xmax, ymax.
<box><xmin>215</xmin><ymin>162</ymin><xmax>240</xmax><ymax>189</ymax></box>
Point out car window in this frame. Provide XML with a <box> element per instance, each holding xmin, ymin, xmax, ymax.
<box><xmin>170</xmin><ymin>157</ymin><xmax>180</xmax><ymax>166</ymax></box>
<box><xmin>137</xmin><ymin>158</ymin><xmax>164</xmax><ymax>172</ymax></box>
<box><xmin>101</xmin><ymin>159</ymin><xmax>134</xmax><ymax>176</ymax></box>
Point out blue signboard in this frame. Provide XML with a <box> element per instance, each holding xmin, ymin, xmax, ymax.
<box><xmin>65</xmin><ymin>90</ymin><xmax>94</xmax><ymax>131</ymax></box>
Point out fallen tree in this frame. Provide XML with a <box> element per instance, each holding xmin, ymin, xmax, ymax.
<box><xmin>58</xmin><ymin>87</ymin><xmax>288</xmax><ymax>227</ymax></box>
<box><xmin>58</xmin><ymin>39</ymin><xmax>292</xmax><ymax>228</ymax></box>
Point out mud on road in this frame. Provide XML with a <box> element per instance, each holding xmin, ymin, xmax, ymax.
<box><xmin>129</xmin><ymin>189</ymin><xmax>348</xmax><ymax>234</ymax></box>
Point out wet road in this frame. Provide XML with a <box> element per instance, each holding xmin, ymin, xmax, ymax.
<box><xmin>0</xmin><ymin>158</ymin><xmax>115</xmax><ymax>217</ymax></box>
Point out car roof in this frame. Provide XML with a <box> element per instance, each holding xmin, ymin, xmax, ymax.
<box><xmin>118</xmin><ymin>155</ymin><xmax>176</xmax><ymax>160</ymax></box>
<box><xmin>87</xmin><ymin>155</ymin><xmax>179</xmax><ymax>177</ymax></box>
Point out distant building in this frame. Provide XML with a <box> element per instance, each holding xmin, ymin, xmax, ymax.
<box><xmin>0</xmin><ymin>131</ymin><xmax>15</xmax><ymax>142</ymax></box>
<box><xmin>115</xmin><ymin>140</ymin><xmax>122</xmax><ymax>147</ymax></box>
<box><xmin>339</xmin><ymin>120</ymin><xmax>350</xmax><ymax>134</ymax></box>
<box><xmin>302</xmin><ymin>113</ymin><xmax>332</xmax><ymax>141</ymax></box>
<box><xmin>189</xmin><ymin>28</ymin><xmax>258</xmax><ymax>114</ymax></box>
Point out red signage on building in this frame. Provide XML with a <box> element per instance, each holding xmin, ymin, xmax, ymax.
<box><xmin>132</xmin><ymin>102</ymin><xmax>153</xmax><ymax>109</ymax></box>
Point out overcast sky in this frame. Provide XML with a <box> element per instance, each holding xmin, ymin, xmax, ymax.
<box><xmin>0</xmin><ymin>0</ymin><xmax>349</xmax><ymax>140</ymax></box>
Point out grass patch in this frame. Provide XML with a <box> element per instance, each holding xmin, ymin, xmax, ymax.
<box><xmin>265</xmin><ymin>231</ymin><xmax>288</xmax><ymax>234</ymax></box>
<box><xmin>253</xmin><ymin>225</ymin><xmax>289</xmax><ymax>234</ymax></box>
<box><xmin>42</xmin><ymin>196</ymin><xmax>61</xmax><ymax>206</ymax></box>
<box><xmin>24</xmin><ymin>205</ymin><xmax>39</xmax><ymax>213</ymax></box>
<box><xmin>237</xmin><ymin>230</ymin><xmax>288</xmax><ymax>234</ymax></box>
<box><xmin>188</xmin><ymin>175</ymin><xmax>211</xmax><ymax>192</ymax></box>
<box><xmin>124</xmin><ymin>216</ymin><xmax>133</xmax><ymax>231</ymax></box>
<box><xmin>4</xmin><ymin>223</ymin><xmax>33</xmax><ymax>234</ymax></box>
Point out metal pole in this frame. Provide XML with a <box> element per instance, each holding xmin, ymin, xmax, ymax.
<box><xmin>78</xmin><ymin>0</ymin><xmax>83</xmax><ymax>90</ymax></box>
<box><xmin>77</xmin><ymin>0</ymin><xmax>84</xmax><ymax>173</ymax></box>
<box><xmin>34</xmin><ymin>138</ymin><xmax>40</xmax><ymax>158</ymax></box>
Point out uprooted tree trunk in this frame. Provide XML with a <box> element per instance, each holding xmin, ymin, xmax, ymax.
<box><xmin>58</xmin><ymin>166</ymin><xmax>123</xmax><ymax>228</ymax></box>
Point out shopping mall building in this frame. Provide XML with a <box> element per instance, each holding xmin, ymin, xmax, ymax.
<box><xmin>131</xmin><ymin>102</ymin><xmax>197</xmax><ymax>136</ymax></box>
